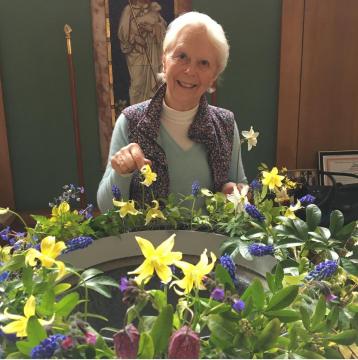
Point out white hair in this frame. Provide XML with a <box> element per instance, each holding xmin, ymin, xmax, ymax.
<box><xmin>162</xmin><ymin>11</ymin><xmax>230</xmax><ymax>76</ymax></box>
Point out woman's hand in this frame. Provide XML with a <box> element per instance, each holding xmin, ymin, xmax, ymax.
<box><xmin>221</xmin><ymin>182</ymin><xmax>248</xmax><ymax>195</ymax></box>
<box><xmin>111</xmin><ymin>143</ymin><xmax>152</xmax><ymax>175</ymax></box>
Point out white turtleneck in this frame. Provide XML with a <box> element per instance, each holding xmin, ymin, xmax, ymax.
<box><xmin>160</xmin><ymin>100</ymin><xmax>199</xmax><ymax>151</ymax></box>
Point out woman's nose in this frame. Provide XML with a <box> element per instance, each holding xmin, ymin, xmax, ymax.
<box><xmin>184</xmin><ymin>62</ymin><xmax>195</xmax><ymax>75</ymax></box>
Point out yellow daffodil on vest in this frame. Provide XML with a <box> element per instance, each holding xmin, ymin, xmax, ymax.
<box><xmin>284</xmin><ymin>201</ymin><xmax>302</xmax><ymax>219</ymax></box>
<box><xmin>241</xmin><ymin>126</ymin><xmax>259</xmax><ymax>151</ymax></box>
<box><xmin>262</xmin><ymin>167</ymin><xmax>285</xmax><ymax>190</ymax></box>
<box><xmin>140</xmin><ymin>164</ymin><xmax>157</xmax><ymax>187</ymax></box>
<box><xmin>113</xmin><ymin>199</ymin><xmax>141</xmax><ymax>218</ymax></box>
<box><xmin>128</xmin><ymin>234</ymin><xmax>182</xmax><ymax>284</ymax></box>
<box><xmin>25</xmin><ymin>236</ymin><xmax>67</xmax><ymax>280</ymax></box>
<box><xmin>145</xmin><ymin>200</ymin><xmax>166</xmax><ymax>225</ymax></box>
<box><xmin>1</xmin><ymin>295</ymin><xmax>53</xmax><ymax>337</ymax></box>
<box><xmin>172</xmin><ymin>249</ymin><xmax>217</xmax><ymax>294</ymax></box>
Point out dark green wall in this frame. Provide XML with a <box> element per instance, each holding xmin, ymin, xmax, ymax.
<box><xmin>193</xmin><ymin>0</ymin><xmax>282</xmax><ymax>179</ymax></box>
<box><xmin>0</xmin><ymin>0</ymin><xmax>102</xmax><ymax>210</ymax></box>
<box><xmin>0</xmin><ymin>0</ymin><xmax>281</xmax><ymax>211</ymax></box>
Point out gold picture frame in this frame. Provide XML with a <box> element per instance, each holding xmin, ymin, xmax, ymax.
<box><xmin>91</xmin><ymin>0</ymin><xmax>192</xmax><ymax>167</ymax></box>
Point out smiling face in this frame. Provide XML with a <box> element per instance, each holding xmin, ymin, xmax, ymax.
<box><xmin>162</xmin><ymin>25</ymin><xmax>219</xmax><ymax>111</ymax></box>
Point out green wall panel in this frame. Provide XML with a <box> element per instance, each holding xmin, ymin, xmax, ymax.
<box><xmin>0</xmin><ymin>0</ymin><xmax>102</xmax><ymax>211</ymax></box>
<box><xmin>193</xmin><ymin>0</ymin><xmax>282</xmax><ymax>180</ymax></box>
<box><xmin>0</xmin><ymin>0</ymin><xmax>281</xmax><ymax>211</ymax></box>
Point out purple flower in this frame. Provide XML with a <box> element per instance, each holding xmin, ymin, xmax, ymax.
<box><xmin>250</xmin><ymin>179</ymin><xmax>262</xmax><ymax>191</ymax></box>
<box><xmin>248</xmin><ymin>243</ymin><xmax>275</xmax><ymax>257</ymax></box>
<box><xmin>232</xmin><ymin>299</ymin><xmax>245</xmax><ymax>313</ymax></box>
<box><xmin>210</xmin><ymin>288</ymin><xmax>225</xmax><ymax>301</ymax></box>
<box><xmin>0</xmin><ymin>271</ymin><xmax>9</xmax><ymax>283</ymax></box>
<box><xmin>219</xmin><ymin>255</ymin><xmax>237</xmax><ymax>285</ymax></box>
<box><xmin>79</xmin><ymin>204</ymin><xmax>94</xmax><ymax>220</ymax></box>
<box><xmin>119</xmin><ymin>276</ymin><xmax>129</xmax><ymax>293</ymax></box>
<box><xmin>31</xmin><ymin>334</ymin><xmax>66</xmax><ymax>358</ymax></box>
<box><xmin>113</xmin><ymin>324</ymin><xmax>140</xmax><ymax>359</ymax></box>
<box><xmin>191</xmin><ymin>180</ymin><xmax>201</xmax><ymax>197</ymax></box>
<box><xmin>112</xmin><ymin>185</ymin><xmax>122</xmax><ymax>200</ymax></box>
<box><xmin>298</xmin><ymin>194</ymin><xmax>316</xmax><ymax>205</ymax></box>
<box><xmin>305</xmin><ymin>260</ymin><xmax>338</xmax><ymax>281</ymax></box>
<box><xmin>325</xmin><ymin>293</ymin><xmax>338</xmax><ymax>302</ymax></box>
<box><xmin>62</xmin><ymin>236</ymin><xmax>93</xmax><ymax>254</ymax></box>
<box><xmin>245</xmin><ymin>204</ymin><xmax>265</xmax><ymax>222</ymax></box>
<box><xmin>168</xmin><ymin>326</ymin><xmax>200</xmax><ymax>359</ymax></box>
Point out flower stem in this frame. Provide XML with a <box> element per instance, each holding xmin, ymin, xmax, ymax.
<box><xmin>190</xmin><ymin>198</ymin><xmax>196</xmax><ymax>230</ymax></box>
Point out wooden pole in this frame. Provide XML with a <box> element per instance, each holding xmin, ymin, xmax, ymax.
<box><xmin>64</xmin><ymin>24</ymin><xmax>86</xmax><ymax>208</ymax></box>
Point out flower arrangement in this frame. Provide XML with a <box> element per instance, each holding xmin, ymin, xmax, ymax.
<box><xmin>0</xmin><ymin>127</ymin><xmax>357</xmax><ymax>358</ymax></box>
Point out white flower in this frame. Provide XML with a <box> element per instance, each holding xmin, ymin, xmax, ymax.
<box><xmin>227</xmin><ymin>185</ymin><xmax>249</xmax><ymax>213</ymax></box>
<box><xmin>242</xmin><ymin>126</ymin><xmax>259</xmax><ymax>151</ymax></box>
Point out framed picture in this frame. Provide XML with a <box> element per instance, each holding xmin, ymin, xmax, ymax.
<box><xmin>318</xmin><ymin>150</ymin><xmax>358</xmax><ymax>185</ymax></box>
<box><xmin>91</xmin><ymin>0</ymin><xmax>192</xmax><ymax>167</ymax></box>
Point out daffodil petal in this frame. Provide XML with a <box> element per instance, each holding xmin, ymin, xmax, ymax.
<box><xmin>156</xmin><ymin>234</ymin><xmax>176</xmax><ymax>256</ymax></box>
<box><xmin>24</xmin><ymin>295</ymin><xmax>36</xmax><ymax>318</ymax></box>
<box><xmin>161</xmin><ymin>251</ymin><xmax>182</xmax><ymax>265</ymax></box>
<box><xmin>2</xmin><ymin>319</ymin><xmax>27</xmax><ymax>337</ymax></box>
<box><xmin>135</xmin><ymin>236</ymin><xmax>155</xmax><ymax>258</ymax></box>
<box><xmin>4</xmin><ymin>308</ymin><xmax>23</xmax><ymax>320</ymax></box>
<box><xmin>155</xmin><ymin>263</ymin><xmax>172</xmax><ymax>284</ymax></box>
<box><xmin>52</xmin><ymin>241</ymin><xmax>67</xmax><ymax>257</ymax></box>
<box><xmin>174</xmin><ymin>260</ymin><xmax>193</xmax><ymax>273</ymax></box>
<box><xmin>41</xmin><ymin>236</ymin><xmax>56</xmax><ymax>254</ymax></box>
<box><xmin>55</xmin><ymin>260</ymin><xmax>67</xmax><ymax>280</ymax></box>
<box><xmin>25</xmin><ymin>248</ymin><xmax>40</xmax><ymax>267</ymax></box>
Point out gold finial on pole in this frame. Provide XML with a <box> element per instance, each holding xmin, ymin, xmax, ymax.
<box><xmin>64</xmin><ymin>24</ymin><xmax>72</xmax><ymax>55</ymax></box>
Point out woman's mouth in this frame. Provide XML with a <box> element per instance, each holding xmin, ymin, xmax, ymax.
<box><xmin>177</xmin><ymin>80</ymin><xmax>196</xmax><ymax>89</ymax></box>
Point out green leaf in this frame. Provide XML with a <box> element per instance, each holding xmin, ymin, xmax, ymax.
<box><xmin>275</xmin><ymin>263</ymin><xmax>284</xmax><ymax>291</ymax></box>
<box><xmin>266</xmin><ymin>285</ymin><xmax>299</xmax><ymax>311</ymax></box>
<box><xmin>215</xmin><ymin>264</ymin><xmax>235</xmax><ymax>291</ymax></box>
<box><xmin>296</xmin><ymin>349</ymin><xmax>325</xmax><ymax>359</ymax></box>
<box><xmin>207</xmin><ymin>314</ymin><xmax>237</xmax><ymax>350</ymax></box>
<box><xmin>265</xmin><ymin>309</ymin><xmax>301</xmax><ymax>323</ymax></box>
<box><xmin>22</xmin><ymin>266</ymin><xmax>33</xmax><ymax>294</ymax></box>
<box><xmin>311</xmin><ymin>296</ymin><xmax>326</xmax><ymax>331</ymax></box>
<box><xmin>16</xmin><ymin>341</ymin><xmax>33</xmax><ymax>356</ymax></box>
<box><xmin>138</xmin><ymin>332</ymin><xmax>154</xmax><ymax>359</ymax></box>
<box><xmin>150</xmin><ymin>304</ymin><xmax>173</xmax><ymax>356</ymax></box>
<box><xmin>292</xmin><ymin>218</ymin><xmax>309</xmax><ymax>241</ymax></box>
<box><xmin>37</xmin><ymin>289</ymin><xmax>55</xmax><ymax>317</ymax></box>
<box><xmin>80</xmin><ymin>268</ymin><xmax>103</xmax><ymax>281</ymax></box>
<box><xmin>85</xmin><ymin>283</ymin><xmax>112</xmax><ymax>298</ymax></box>
<box><xmin>148</xmin><ymin>290</ymin><xmax>167</xmax><ymax>311</ymax></box>
<box><xmin>341</xmin><ymin>258</ymin><xmax>358</xmax><ymax>276</ymax></box>
<box><xmin>254</xmin><ymin>318</ymin><xmax>281</xmax><ymax>352</ymax></box>
<box><xmin>85</xmin><ymin>275</ymin><xmax>119</xmax><ymax>288</ymax></box>
<box><xmin>300</xmin><ymin>306</ymin><xmax>311</xmax><ymax>330</ymax></box>
<box><xmin>127</xmin><ymin>298</ymin><xmax>148</xmax><ymax>324</ymax></box>
<box><xmin>266</xmin><ymin>272</ymin><xmax>276</xmax><ymax>293</ymax></box>
<box><xmin>306</xmin><ymin>205</ymin><xmax>321</xmax><ymax>231</ymax></box>
<box><xmin>54</xmin><ymin>283</ymin><xmax>72</xmax><ymax>295</ymax></box>
<box><xmin>26</xmin><ymin>316</ymin><xmax>47</xmax><ymax>347</ymax></box>
<box><xmin>329</xmin><ymin>210</ymin><xmax>344</xmax><ymax>236</ymax></box>
<box><xmin>241</xmin><ymin>278</ymin><xmax>265</xmax><ymax>310</ymax></box>
<box><xmin>336</xmin><ymin>221</ymin><xmax>357</xmax><ymax>241</ymax></box>
<box><xmin>54</xmin><ymin>292</ymin><xmax>79</xmax><ymax>317</ymax></box>
<box><xmin>326</xmin><ymin>330</ymin><xmax>358</xmax><ymax>345</ymax></box>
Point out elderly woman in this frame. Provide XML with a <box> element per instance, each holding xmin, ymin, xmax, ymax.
<box><xmin>97</xmin><ymin>11</ymin><xmax>247</xmax><ymax>212</ymax></box>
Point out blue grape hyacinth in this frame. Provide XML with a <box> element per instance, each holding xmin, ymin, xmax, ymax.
<box><xmin>248</xmin><ymin>243</ymin><xmax>275</xmax><ymax>257</ymax></box>
<box><xmin>298</xmin><ymin>194</ymin><xmax>316</xmax><ymax>205</ymax></box>
<box><xmin>305</xmin><ymin>260</ymin><xmax>338</xmax><ymax>281</ymax></box>
<box><xmin>31</xmin><ymin>334</ymin><xmax>66</xmax><ymax>359</ymax></box>
<box><xmin>191</xmin><ymin>180</ymin><xmax>201</xmax><ymax>197</ymax></box>
<box><xmin>245</xmin><ymin>204</ymin><xmax>265</xmax><ymax>222</ymax></box>
<box><xmin>62</xmin><ymin>236</ymin><xmax>93</xmax><ymax>254</ymax></box>
<box><xmin>219</xmin><ymin>254</ymin><xmax>238</xmax><ymax>285</ymax></box>
<box><xmin>112</xmin><ymin>185</ymin><xmax>122</xmax><ymax>200</ymax></box>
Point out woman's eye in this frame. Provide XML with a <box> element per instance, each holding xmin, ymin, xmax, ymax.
<box><xmin>178</xmin><ymin>53</ymin><xmax>187</xmax><ymax>60</ymax></box>
<box><xmin>199</xmin><ymin>60</ymin><xmax>210</xmax><ymax>67</ymax></box>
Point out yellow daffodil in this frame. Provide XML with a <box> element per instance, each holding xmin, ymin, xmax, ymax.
<box><xmin>1</xmin><ymin>295</ymin><xmax>53</xmax><ymax>337</ymax></box>
<box><xmin>241</xmin><ymin>126</ymin><xmax>259</xmax><ymax>151</ymax></box>
<box><xmin>113</xmin><ymin>199</ymin><xmax>141</xmax><ymax>218</ymax></box>
<box><xmin>0</xmin><ymin>207</ymin><xmax>9</xmax><ymax>215</ymax></box>
<box><xmin>129</xmin><ymin>234</ymin><xmax>182</xmax><ymax>284</ymax></box>
<box><xmin>284</xmin><ymin>201</ymin><xmax>302</xmax><ymax>219</ymax></box>
<box><xmin>140</xmin><ymin>164</ymin><xmax>157</xmax><ymax>187</ymax></box>
<box><xmin>50</xmin><ymin>201</ymin><xmax>70</xmax><ymax>222</ymax></box>
<box><xmin>0</xmin><ymin>245</ymin><xmax>12</xmax><ymax>262</ymax></box>
<box><xmin>227</xmin><ymin>185</ymin><xmax>249</xmax><ymax>213</ymax></box>
<box><xmin>285</xmin><ymin>179</ymin><xmax>297</xmax><ymax>189</ymax></box>
<box><xmin>262</xmin><ymin>167</ymin><xmax>285</xmax><ymax>190</ymax></box>
<box><xmin>172</xmin><ymin>249</ymin><xmax>217</xmax><ymax>294</ymax></box>
<box><xmin>145</xmin><ymin>200</ymin><xmax>166</xmax><ymax>225</ymax></box>
<box><xmin>25</xmin><ymin>236</ymin><xmax>67</xmax><ymax>280</ymax></box>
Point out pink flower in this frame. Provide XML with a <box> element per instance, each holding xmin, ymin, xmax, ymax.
<box><xmin>61</xmin><ymin>336</ymin><xmax>74</xmax><ymax>350</ymax></box>
<box><xmin>113</xmin><ymin>324</ymin><xmax>139</xmax><ymax>359</ymax></box>
<box><xmin>168</xmin><ymin>326</ymin><xmax>200</xmax><ymax>359</ymax></box>
<box><xmin>85</xmin><ymin>332</ymin><xmax>97</xmax><ymax>345</ymax></box>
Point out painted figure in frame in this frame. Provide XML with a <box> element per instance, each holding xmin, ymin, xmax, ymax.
<box><xmin>118</xmin><ymin>0</ymin><xmax>167</xmax><ymax>104</ymax></box>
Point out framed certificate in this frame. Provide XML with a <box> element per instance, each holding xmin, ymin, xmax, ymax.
<box><xmin>318</xmin><ymin>150</ymin><xmax>358</xmax><ymax>185</ymax></box>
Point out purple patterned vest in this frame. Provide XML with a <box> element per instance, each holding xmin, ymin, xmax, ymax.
<box><xmin>122</xmin><ymin>84</ymin><xmax>235</xmax><ymax>203</ymax></box>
